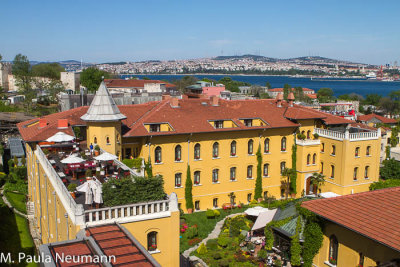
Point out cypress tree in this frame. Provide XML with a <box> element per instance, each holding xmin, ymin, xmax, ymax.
<box><xmin>290</xmin><ymin>140</ymin><xmax>297</xmax><ymax>194</ymax></box>
<box><xmin>254</xmin><ymin>145</ymin><xmax>262</xmax><ymax>200</ymax></box>
<box><xmin>185</xmin><ymin>164</ymin><xmax>194</xmax><ymax>210</ymax></box>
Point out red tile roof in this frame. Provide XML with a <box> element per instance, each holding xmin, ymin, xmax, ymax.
<box><xmin>87</xmin><ymin>225</ymin><xmax>155</xmax><ymax>266</ymax></box>
<box><xmin>17</xmin><ymin>98</ymin><xmax>356</xmax><ymax>141</ymax></box>
<box><xmin>357</xmin><ymin>113</ymin><xmax>397</xmax><ymax>124</ymax></box>
<box><xmin>105</xmin><ymin>79</ymin><xmax>175</xmax><ymax>88</ymax></box>
<box><xmin>49</xmin><ymin>241</ymin><xmax>102</xmax><ymax>267</ymax></box>
<box><xmin>301</xmin><ymin>187</ymin><xmax>400</xmax><ymax>252</ymax></box>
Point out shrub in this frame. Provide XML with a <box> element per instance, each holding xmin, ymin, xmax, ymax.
<box><xmin>219</xmin><ymin>260</ymin><xmax>229</xmax><ymax>267</ymax></box>
<box><xmin>196</xmin><ymin>243</ymin><xmax>207</xmax><ymax>255</ymax></box>
<box><xmin>274</xmin><ymin>259</ymin><xmax>282</xmax><ymax>267</ymax></box>
<box><xmin>206</xmin><ymin>238</ymin><xmax>218</xmax><ymax>250</ymax></box>
<box><xmin>257</xmin><ymin>249</ymin><xmax>268</xmax><ymax>260</ymax></box>
<box><xmin>122</xmin><ymin>158</ymin><xmax>143</xmax><ymax>169</ymax></box>
<box><xmin>250</xmin><ymin>199</ymin><xmax>258</xmax><ymax>205</ymax></box>
<box><xmin>43</xmin><ymin>148</ymin><xmax>50</xmax><ymax>155</ymax></box>
<box><xmin>188</xmin><ymin>237</ymin><xmax>201</xmax><ymax>246</ymax></box>
<box><xmin>68</xmin><ymin>183</ymin><xmax>77</xmax><ymax>192</ymax></box>
<box><xmin>206</xmin><ymin>209</ymin><xmax>215</xmax><ymax>219</ymax></box>
<box><xmin>21</xmin><ymin>156</ymin><xmax>26</xmax><ymax>166</ymax></box>
<box><xmin>3</xmin><ymin>180</ymin><xmax>28</xmax><ymax>194</ymax></box>
<box><xmin>313</xmin><ymin>133</ymin><xmax>319</xmax><ymax>139</ymax></box>
<box><xmin>213</xmin><ymin>209</ymin><xmax>220</xmax><ymax>217</ymax></box>
<box><xmin>217</xmin><ymin>236</ymin><xmax>230</xmax><ymax>248</ymax></box>
<box><xmin>186</xmin><ymin>226</ymin><xmax>198</xmax><ymax>239</ymax></box>
<box><xmin>212</xmin><ymin>252</ymin><xmax>222</xmax><ymax>260</ymax></box>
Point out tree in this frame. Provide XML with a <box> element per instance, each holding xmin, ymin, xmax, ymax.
<box><xmin>13</xmin><ymin>54</ymin><xmax>35</xmax><ymax>110</ymax></box>
<box><xmin>282</xmin><ymin>167</ymin><xmax>294</xmax><ymax>199</ymax></box>
<box><xmin>254</xmin><ymin>145</ymin><xmax>262</xmax><ymax>200</ymax></box>
<box><xmin>265</xmin><ymin>82</ymin><xmax>271</xmax><ymax>89</ymax></box>
<box><xmin>389</xmin><ymin>90</ymin><xmax>400</xmax><ymax>101</ymax></box>
<box><xmin>0</xmin><ymin>54</ymin><xmax>2</xmax><ymax>61</ymax></box>
<box><xmin>35</xmin><ymin>79</ymin><xmax>65</xmax><ymax>103</ymax></box>
<box><xmin>309</xmin><ymin>172</ymin><xmax>325</xmax><ymax>194</ymax></box>
<box><xmin>379</xmin><ymin>97</ymin><xmax>398</xmax><ymax>116</ymax></box>
<box><xmin>228</xmin><ymin>192</ymin><xmax>236</xmax><ymax>208</ymax></box>
<box><xmin>294</xmin><ymin>86</ymin><xmax>304</xmax><ymax>100</ymax></box>
<box><xmin>364</xmin><ymin>94</ymin><xmax>381</xmax><ymax>106</ymax></box>
<box><xmin>185</xmin><ymin>165</ymin><xmax>194</xmax><ymax>211</ymax></box>
<box><xmin>317</xmin><ymin>87</ymin><xmax>334</xmax><ymax>103</ymax></box>
<box><xmin>172</xmin><ymin>76</ymin><xmax>198</xmax><ymax>93</ymax></box>
<box><xmin>80</xmin><ymin>67</ymin><xmax>112</xmax><ymax>92</ymax></box>
<box><xmin>259</xmin><ymin>92</ymin><xmax>271</xmax><ymax>99</ymax></box>
<box><xmin>380</xmin><ymin>158</ymin><xmax>400</xmax><ymax>180</ymax></box>
<box><xmin>31</xmin><ymin>63</ymin><xmax>65</xmax><ymax>80</ymax></box>
<box><xmin>283</xmin><ymin>83</ymin><xmax>291</xmax><ymax>100</ymax></box>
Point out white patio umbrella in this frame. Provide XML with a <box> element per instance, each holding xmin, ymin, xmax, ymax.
<box><xmin>61</xmin><ymin>155</ymin><xmax>85</xmax><ymax>164</ymax></box>
<box><xmin>244</xmin><ymin>206</ymin><xmax>269</xmax><ymax>217</ymax></box>
<box><xmin>94</xmin><ymin>152</ymin><xmax>118</xmax><ymax>161</ymax></box>
<box><xmin>46</xmin><ymin>132</ymin><xmax>75</xmax><ymax>143</ymax></box>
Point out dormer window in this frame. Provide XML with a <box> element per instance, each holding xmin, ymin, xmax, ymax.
<box><xmin>214</xmin><ymin>120</ymin><xmax>223</xmax><ymax>129</ymax></box>
<box><xmin>149</xmin><ymin>124</ymin><xmax>161</xmax><ymax>132</ymax></box>
<box><xmin>244</xmin><ymin>119</ymin><xmax>253</xmax><ymax>127</ymax></box>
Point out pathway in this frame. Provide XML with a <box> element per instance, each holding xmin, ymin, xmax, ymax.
<box><xmin>0</xmin><ymin>186</ymin><xmax>27</xmax><ymax>218</ymax></box>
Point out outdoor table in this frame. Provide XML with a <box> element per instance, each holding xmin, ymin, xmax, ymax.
<box><xmin>49</xmin><ymin>159</ymin><xmax>56</xmax><ymax>164</ymax></box>
<box><xmin>58</xmin><ymin>172</ymin><xmax>66</xmax><ymax>178</ymax></box>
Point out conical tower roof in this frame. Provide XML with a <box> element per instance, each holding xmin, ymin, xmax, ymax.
<box><xmin>81</xmin><ymin>81</ymin><xmax>127</xmax><ymax>122</ymax></box>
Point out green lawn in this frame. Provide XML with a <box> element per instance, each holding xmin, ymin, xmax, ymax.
<box><xmin>0</xmin><ymin>197</ymin><xmax>37</xmax><ymax>267</ymax></box>
<box><xmin>5</xmin><ymin>191</ymin><xmax>27</xmax><ymax>214</ymax></box>
<box><xmin>180</xmin><ymin>207</ymin><xmax>247</xmax><ymax>253</ymax></box>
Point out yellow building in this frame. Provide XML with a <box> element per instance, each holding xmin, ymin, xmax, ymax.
<box><xmin>19</xmin><ymin>83</ymin><xmax>381</xmax><ymax>215</ymax></box>
<box><xmin>302</xmin><ymin>187</ymin><xmax>400</xmax><ymax>266</ymax></box>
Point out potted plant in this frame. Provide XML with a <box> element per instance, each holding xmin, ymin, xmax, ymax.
<box><xmin>231</xmin><ymin>152</ymin><xmax>236</xmax><ymax>156</ymax></box>
<box><xmin>175</xmin><ymin>157</ymin><xmax>180</xmax><ymax>161</ymax></box>
<box><xmin>176</xmin><ymin>183</ymin><xmax>181</xmax><ymax>187</ymax></box>
<box><xmin>94</xmin><ymin>145</ymin><xmax>100</xmax><ymax>156</ymax></box>
<box><xmin>313</xmin><ymin>133</ymin><xmax>319</xmax><ymax>139</ymax></box>
<box><xmin>149</xmin><ymin>244</ymin><xmax>157</xmax><ymax>251</ymax></box>
<box><xmin>329</xmin><ymin>257</ymin><xmax>337</xmax><ymax>265</ymax></box>
<box><xmin>85</xmin><ymin>169</ymin><xmax>93</xmax><ymax>178</ymax></box>
<box><xmin>68</xmin><ymin>183</ymin><xmax>77</xmax><ymax>199</ymax></box>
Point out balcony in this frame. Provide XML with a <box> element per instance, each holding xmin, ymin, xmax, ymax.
<box><xmin>296</xmin><ymin>139</ymin><xmax>321</xmax><ymax>146</ymax></box>
<box><xmin>314</xmin><ymin>127</ymin><xmax>380</xmax><ymax>142</ymax></box>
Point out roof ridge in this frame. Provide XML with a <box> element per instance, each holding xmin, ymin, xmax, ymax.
<box><xmin>126</xmin><ymin>100</ymin><xmax>169</xmax><ymax>133</ymax></box>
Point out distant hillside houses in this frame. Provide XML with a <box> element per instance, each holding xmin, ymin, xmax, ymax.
<box><xmin>267</xmin><ymin>87</ymin><xmax>316</xmax><ymax>98</ymax></box>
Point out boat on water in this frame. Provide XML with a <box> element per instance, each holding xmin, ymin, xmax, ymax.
<box><xmin>366</xmin><ymin>72</ymin><xmax>377</xmax><ymax>80</ymax></box>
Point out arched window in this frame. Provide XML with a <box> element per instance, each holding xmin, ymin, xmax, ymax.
<box><xmin>329</xmin><ymin>235</ymin><xmax>338</xmax><ymax>264</ymax></box>
<box><xmin>355</xmin><ymin>147</ymin><xmax>360</xmax><ymax>157</ymax></box>
<box><xmin>263</xmin><ymin>191</ymin><xmax>269</xmax><ymax>200</ymax></box>
<box><xmin>175</xmin><ymin>145</ymin><xmax>182</xmax><ymax>161</ymax></box>
<box><xmin>264</xmin><ymin>138</ymin><xmax>270</xmax><ymax>153</ymax></box>
<box><xmin>365</xmin><ymin>166</ymin><xmax>369</xmax><ymax>179</ymax></box>
<box><xmin>359</xmin><ymin>253</ymin><xmax>364</xmax><ymax>267</ymax></box>
<box><xmin>248</xmin><ymin>139</ymin><xmax>254</xmax><ymax>154</ymax></box>
<box><xmin>194</xmin><ymin>143</ymin><xmax>201</xmax><ymax>159</ymax></box>
<box><xmin>281</xmin><ymin>137</ymin><xmax>287</xmax><ymax>151</ymax></box>
<box><xmin>213</xmin><ymin>142</ymin><xmax>219</xmax><ymax>158</ymax></box>
<box><xmin>331</xmin><ymin>145</ymin><xmax>336</xmax><ymax>156</ymax></box>
<box><xmin>155</xmin><ymin>146</ymin><xmax>162</xmax><ymax>163</ymax></box>
<box><xmin>301</xmin><ymin>130</ymin><xmax>305</xmax><ymax>136</ymax></box>
<box><xmin>263</xmin><ymin>163</ymin><xmax>269</xmax><ymax>177</ymax></box>
<box><xmin>175</xmin><ymin>173</ymin><xmax>182</xmax><ymax>187</ymax></box>
<box><xmin>212</xmin><ymin>169</ymin><xmax>219</xmax><ymax>183</ymax></box>
<box><xmin>320</xmin><ymin>162</ymin><xmax>324</xmax><ymax>173</ymax></box>
<box><xmin>230</xmin><ymin>167</ymin><xmax>236</xmax><ymax>181</ymax></box>
<box><xmin>366</xmin><ymin>146</ymin><xmax>371</xmax><ymax>156</ymax></box>
<box><xmin>195</xmin><ymin>200</ymin><xmax>200</xmax><ymax>211</ymax></box>
<box><xmin>307</xmin><ymin>154</ymin><xmax>311</xmax><ymax>165</ymax></box>
<box><xmin>247</xmin><ymin>165</ymin><xmax>253</xmax><ymax>178</ymax></box>
<box><xmin>331</xmin><ymin>165</ymin><xmax>335</xmax><ymax>178</ymax></box>
<box><xmin>353</xmin><ymin>167</ymin><xmax>358</xmax><ymax>180</ymax></box>
<box><xmin>213</xmin><ymin>198</ymin><xmax>218</xmax><ymax>208</ymax></box>
<box><xmin>194</xmin><ymin>171</ymin><xmax>200</xmax><ymax>185</ymax></box>
<box><xmin>312</xmin><ymin>153</ymin><xmax>317</xmax><ymax>165</ymax></box>
<box><xmin>280</xmin><ymin>162</ymin><xmax>286</xmax><ymax>175</ymax></box>
<box><xmin>247</xmin><ymin>193</ymin><xmax>252</xmax><ymax>202</ymax></box>
<box><xmin>321</xmin><ymin>142</ymin><xmax>325</xmax><ymax>152</ymax></box>
<box><xmin>94</xmin><ymin>137</ymin><xmax>97</xmax><ymax>144</ymax></box>
<box><xmin>106</xmin><ymin>136</ymin><xmax>110</xmax><ymax>144</ymax></box>
<box><xmin>147</xmin><ymin>231</ymin><xmax>158</xmax><ymax>251</ymax></box>
<box><xmin>307</xmin><ymin>130</ymin><xmax>311</xmax><ymax>139</ymax></box>
<box><xmin>230</xmin><ymin>141</ymin><xmax>237</xmax><ymax>156</ymax></box>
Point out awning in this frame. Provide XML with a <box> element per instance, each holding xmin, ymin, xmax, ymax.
<box><xmin>245</xmin><ymin>206</ymin><xmax>269</xmax><ymax>217</ymax></box>
<box><xmin>320</xmin><ymin>192</ymin><xmax>341</xmax><ymax>198</ymax></box>
<box><xmin>251</xmin><ymin>209</ymin><xmax>278</xmax><ymax>231</ymax></box>
<box><xmin>94</xmin><ymin>152</ymin><xmax>118</xmax><ymax>161</ymax></box>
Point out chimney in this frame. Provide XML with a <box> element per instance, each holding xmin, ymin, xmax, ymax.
<box><xmin>39</xmin><ymin>118</ymin><xmax>47</xmax><ymax>128</ymax></box>
<box><xmin>57</xmin><ymin>119</ymin><xmax>68</xmax><ymax>129</ymax></box>
<box><xmin>211</xmin><ymin>95</ymin><xmax>219</xmax><ymax>106</ymax></box>
<box><xmin>170</xmin><ymin>97</ymin><xmax>179</xmax><ymax>108</ymax></box>
<box><xmin>276</xmin><ymin>93</ymin><xmax>283</xmax><ymax>107</ymax></box>
<box><xmin>162</xmin><ymin>95</ymin><xmax>171</xmax><ymax>100</ymax></box>
<box><xmin>288</xmin><ymin>92</ymin><xmax>295</xmax><ymax>107</ymax></box>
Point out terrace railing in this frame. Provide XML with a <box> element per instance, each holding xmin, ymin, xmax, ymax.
<box><xmin>35</xmin><ymin>146</ymin><xmax>85</xmax><ymax>225</ymax></box>
<box><xmin>314</xmin><ymin>128</ymin><xmax>379</xmax><ymax>141</ymax></box>
<box><xmin>295</xmin><ymin>139</ymin><xmax>321</xmax><ymax>146</ymax></box>
<box><xmin>84</xmin><ymin>197</ymin><xmax>175</xmax><ymax>227</ymax></box>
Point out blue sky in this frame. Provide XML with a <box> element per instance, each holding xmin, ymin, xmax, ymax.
<box><xmin>1</xmin><ymin>0</ymin><xmax>399</xmax><ymax>64</ymax></box>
